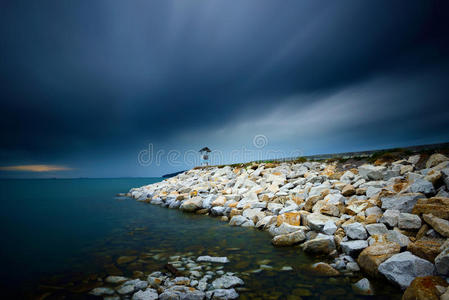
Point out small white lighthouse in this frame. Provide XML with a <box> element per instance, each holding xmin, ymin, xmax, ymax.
<box><xmin>199</xmin><ymin>147</ymin><xmax>211</xmax><ymax>166</ymax></box>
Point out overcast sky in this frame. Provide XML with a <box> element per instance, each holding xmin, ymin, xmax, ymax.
<box><xmin>1</xmin><ymin>0</ymin><xmax>449</xmax><ymax>178</ymax></box>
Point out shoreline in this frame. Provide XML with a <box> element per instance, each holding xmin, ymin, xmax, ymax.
<box><xmin>130</xmin><ymin>149</ymin><xmax>449</xmax><ymax>299</ymax></box>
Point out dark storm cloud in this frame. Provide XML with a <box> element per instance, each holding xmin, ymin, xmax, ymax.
<box><xmin>1</xmin><ymin>0</ymin><xmax>449</xmax><ymax>176</ymax></box>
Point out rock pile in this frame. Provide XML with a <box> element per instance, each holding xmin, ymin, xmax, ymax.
<box><xmin>130</xmin><ymin>153</ymin><xmax>449</xmax><ymax>297</ymax></box>
<box><xmin>89</xmin><ymin>255</ymin><xmax>243</xmax><ymax>300</ymax></box>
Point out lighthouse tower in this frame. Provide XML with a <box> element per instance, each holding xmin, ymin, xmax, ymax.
<box><xmin>199</xmin><ymin>147</ymin><xmax>211</xmax><ymax>166</ymax></box>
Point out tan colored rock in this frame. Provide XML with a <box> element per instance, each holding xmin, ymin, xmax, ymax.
<box><xmin>425</xmin><ymin>170</ymin><xmax>442</xmax><ymax>185</ymax></box>
<box><xmin>212</xmin><ymin>196</ymin><xmax>226</xmax><ymax>207</ymax></box>
<box><xmin>412</xmin><ymin>197</ymin><xmax>449</xmax><ymax>220</ymax></box>
<box><xmin>320</xmin><ymin>204</ymin><xmax>341</xmax><ymax>217</ymax></box>
<box><xmin>272</xmin><ymin>230</ymin><xmax>306</xmax><ymax>246</ymax></box>
<box><xmin>356</xmin><ymin>188</ymin><xmax>367</xmax><ymax>195</ymax></box>
<box><xmin>229</xmin><ymin>209</ymin><xmax>242</xmax><ymax>218</ymax></box>
<box><xmin>402</xmin><ymin>276</ymin><xmax>448</xmax><ymax>300</ymax></box>
<box><xmin>423</xmin><ymin>214</ymin><xmax>449</xmax><ymax>237</ymax></box>
<box><xmin>342</xmin><ymin>184</ymin><xmax>356</xmax><ymax>196</ymax></box>
<box><xmin>304</xmin><ymin>195</ymin><xmax>321</xmax><ymax>212</ymax></box>
<box><xmin>357</xmin><ymin>242</ymin><xmax>401</xmax><ymax>278</ymax></box>
<box><xmin>416</xmin><ymin>224</ymin><xmax>430</xmax><ymax>240</ymax></box>
<box><xmin>426</xmin><ymin>153</ymin><xmax>449</xmax><ymax>169</ymax></box>
<box><xmin>408</xmin><ymin>239</ymin><xmax>445</xmax><ymax>262</ymax></box>
<box><xmin>401</xmin><ymin>165</ymin><xmax>414</xmax><ymax>175</ymax></box>
<box><xmin>310</xmin><ymin>262</ymin><xmax>340</xmax><ymax>276</ymax></box>
<box><xmin>277</xmin><ymin>212</ymin><xmax>301</xmax><ymax>226</ymax></box>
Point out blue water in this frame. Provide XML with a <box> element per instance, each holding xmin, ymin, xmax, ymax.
<box><xmin>0</xmin><ymin>178</ymin><xmax>401</xmax><ymax>299</ymax></box>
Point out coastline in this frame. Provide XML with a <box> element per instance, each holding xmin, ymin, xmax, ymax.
<box><xmin>129</xmin><ymin>150</ymin><xmax>449</xmax><ymax>299</ymax></box>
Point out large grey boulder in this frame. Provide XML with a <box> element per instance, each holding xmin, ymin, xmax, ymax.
<box><xmin>180</xmin><ymin>197</ymin><xmax>203</xmax><ymax>212</ymax></box>
<box><xmin>380</xmin><ymin>209</ymin><xmax>400</xmax><ymax>227</ymax></box>
<box><xmin>398</xmin><ymin>213</ymin><xmax>421</xmax><ymax>229</ymax></box>
<box><xmin>386</xmin><ymin>230</ymin><xmax>410</xmax><ymax>248</ymax></box>
<box><xmin>342</xmin><ymin>222</ymin><xmax>368</xmax><ymax>240</ymax></box>
<box><xmin>340</xmin><ymin>240</ymin><xmax>368</xmax><ymax>257</ymax></box>
<box><xmin>381</xmin><ymin>193</ymin><xmax>423</xmax><ymax>213</ymax></box>
<box><xmin>365</xmin><ymin>223</ymin><xmax>388</xmax><ymax>236</ymax></box>
<box><xmin>378</xmin><ymin>251</ymin><xmax>436</xmax><ymax>289</ymax></box>
<box><xmin>423</xmin><ymin>214</ymin><xmax>449</xmax><ymax>237</ymax></box>
<box><xmin>228</xmin><ymin>216</ymin><xmax>254</xmax><ymax>227</ymax></box>
<box><xmin>359</xmin><ymin>164</ymin><xmax>386</xmax><ymax>180</ymax></box>
<box><xmin>409</xmin><ymin>178</ymin><xmax>435</xmax><ymax>195</ymax></box>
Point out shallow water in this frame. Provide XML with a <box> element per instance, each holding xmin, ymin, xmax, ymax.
<box><xmin>0</xmin><ymin>178</ymin><xmax>401</xmax><ymax>299</ymax></box>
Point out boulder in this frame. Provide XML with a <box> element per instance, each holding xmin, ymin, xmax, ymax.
<box><xmin>211</xmin><ymin>206</ymin><xmax>226</xmax><ymax>216</ymax></box>
<box><xmin>408</xmin><ymin>239</ymin><xmax>445</xmax><ymax>263</ymax></box>
<box><xmin>310</xmin><ymin>262</ymin><xmax>340</xmax><ymax>276</ymax></box>
<box><xmin>180</xmin><ymin>197</ymin><xmax>203</xmax><ymax>212</ymax></box>
<box><xmin>412</xmin><ymin>197</ymin><xmax>449</xmax><ymax>220</ymax></box>
<box><xmin>435</xmin><ymin>243</ymin><xmax>449</xmax><ymax>275</ymax></box>
<box><xmin>365</xmin><ymin>206</ymin><xmax>382</xmax><ymax>217</ymax></box>
<box><xmin>423</xmin><ymin>214</ymin><xmax>449</xmax><ymax>237</ymax></box>
<box><xmin>255</xmin><ymin>216</ymin><xmax>276</xmax><ymax>229</ymax></box>
<box><xmin>359</xmin><ymin>164</ymin><xmax>386</xmax><ymax>180</ymax></box>
<box><xmin>276</xmin><ymin>212</ymin><xmax>301</xmax><ymax>226</ymax></box>
<box><xmin>380</xmin><ymin>209</ymin><xmax>400</xmax><ymax>227</ymax></box>
<box><xmin>212</xmin><ymin>275</ymin><xmax>244</xmax><ymax>289</ymax></box>
<box><xmin>197</xmin><ymin>256</ymin><xmax>229</xmax><ymax>263</ymax></box>
<box><xmin>398</xmin><ymin>213</ymin><xmax>422</xmax><ymax>230</ymax></box>
<box><xmin>357</xmin><ymin>242</ymin><xmax>401</xmax><ymax>278</ymax></box>
<box><xmin>381</xmin><ymin>193</ymin><xmax>424</xmax><ymax>213</ymax></box>
<box><xmin>302</xmin><ymin>234</ymin><xmax>336</xmax><ymax>254</ymax></box>
<box><xmin>378</xmin><ymin>251</ymin><xmax>436</xmax><ymax>289</ymax></box>
<box><xmin>342</xmin><ymin>184</ymin><xmax>356</xmax><ymax>196</ymax></box>
<box><xmin>365</xmin><ymin>223</ymin><xmax>388</xmax><ymax>236</ymax></box>
<box><xmin>352</xmin><ymin>278</ymin><xmax>374</xmax><ymax>296</ymax></box>
<box><xmin>323</xmin><ymin>220</ymin><xmax>337</xmax><ymax>235</ymax></box>
<box><xmin>340</xmin><ymin>240</ymin><xmax>368</xmax><ymax>257</ymax></box>
<box><xmin>409</xmin><ymin>178</ymin><xmax>435</xmax><ymax>195</ymax></box>
<box><xmin>228</xmin><ymin>216</ymin><xmax>254</xmax><ymax>227</ymax></box>
<box><xmin>242</xmin><ymin>208</ymin><xmax>264</xmax><ymax>223</ymax></box>
<box><xmin>342</xmin><ymin>222</ymin><xmax>368</xmax><ymax>240</ymax></box>
<box><xmin>206</xmin><ymin>289</ymin><xmax>239</xmax><ymax>300</ymax></box>
<box><xmin>386</xmin><ymin>230</ymin><xmax>410</xmax><ymax>248</ymax></box>
<box><xmin>426</xmin><ymin>154</ymin><xmax>449</xmax><ymax>169</ymax></box>
<box><xmin>89</xmin><ymin>287</ymin><xmax>115</xmax><ymax>296</ymax></box>
<box><xmin>402</xmin><ymin>276</ymin><xmax>448</xmax><ymax>300</ymax></box>
<box><xmin>306</xmin><ymin>213</ymin><xmax>338</xmax><ymax>232</ymax></box>
<box><xmin>272</xmin><ymin>229</ymin><xmax>306</xmax><ymax>246</ymax></box>
<box><xmin>132</xmin><ymin>288</ymin><xmax>158</xmax><ymax>300</ymax></box>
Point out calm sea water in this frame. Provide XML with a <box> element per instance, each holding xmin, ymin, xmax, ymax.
<box><xmin>0</xmin><ymin>178</ymin><xmax>401</xmax><ymax>299</ymax></box>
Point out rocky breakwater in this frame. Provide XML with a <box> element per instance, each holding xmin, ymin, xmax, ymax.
<box><xmin>130</xmin><ymin>153</ymin><xmax>449</xmax><ymax>298</ymax></box>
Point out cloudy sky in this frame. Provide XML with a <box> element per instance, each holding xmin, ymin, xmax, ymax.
<box><xmin>1</xmin><ymin>0</ymin><xmax>449</xmax><ymax>178</ymax></box>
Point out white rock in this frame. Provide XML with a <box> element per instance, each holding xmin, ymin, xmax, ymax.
<box><xmin>359</xmin><ymin>164</ymin><xmax>386</xmax><ymax>181</ymax></box>
<box><xmin>435</xmin><ymin>243</ymin><xmax>449</xmax><ymax>275</ymax></box>
<box><xmin>365</xmin><ymin>206</ymin><xmax>382</xmax><ymax>217</ymax></box>
<box><xmin>408</xmin><ymin>178</ymin><xmax>435</xmax><ymax>195</ymax></box>
<box><xmin>307</xmin><ymin>213</ymin><xmax>338</xmax><ymax>232</ymax></box>
<box><xmin>206</xmin><ymin>288</ymin><xmax>239</xmax><ymax>300</ymax></box>
<box><xmin>378</xmin><ymin>251</ymin><xmax>436</xmax><ymax>289</ymax></box>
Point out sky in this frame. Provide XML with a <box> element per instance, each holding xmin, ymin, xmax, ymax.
<box><xmin>1</xmin><ymin>0</ymin><xmax>449</xmax><ymax>178</ymax></box>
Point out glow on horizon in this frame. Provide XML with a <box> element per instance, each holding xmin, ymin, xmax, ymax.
<box><xmin>0</xmin><ymin>165</ymin><xmax>72</xmax><ymax>172</ymax></box>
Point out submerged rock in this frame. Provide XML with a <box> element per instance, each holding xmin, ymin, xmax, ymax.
<box><xmin>212</xmin><ymin>275</ymin><xmax>244</xmax><ymax>289</ymax></box>
<box><xmin>206</xmin><ymin>288</ymin><xmax>239</xmax><ymax>300</ymax></box>
<box><xmin>132</xmin><ymin>288</ymin><xmax>158</xmax><ymax>300</ymax></box>
<box><xmin>402</xmin><ymin>276</ymin><xmax>448</xmax><ymax>300</ymax></box>
<box><xmin>197</xmin><ymin>256</ymin><xmax>230</xmax><ymax>263</ymax></box>
<box><xmin>352</xmin><ymin>278</ymin><xmax>374</xmax><ymax>295</ymax></box>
